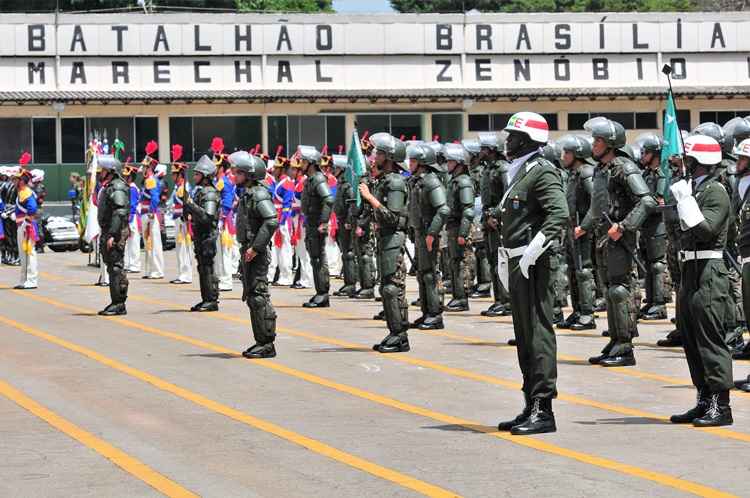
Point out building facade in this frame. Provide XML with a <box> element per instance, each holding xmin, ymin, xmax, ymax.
<box><xmin>1</xmin><ymin>11</ymin><xmax>749</xmax><ymax>196</ymax></box>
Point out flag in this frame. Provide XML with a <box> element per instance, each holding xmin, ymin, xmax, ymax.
<box><xmin>346</xmin><ymin>128</ymin><xmax>366</xmax><ymax>207</ymax></box>
<box><xmin>660</xmin><ymin>91</ymin><xmax>682</xmax><ymax>201</ymax></box>
<box><xmin>83</xmin><ymin>151</ymin><xmax>101</xmax><ymax>243</ymax></box>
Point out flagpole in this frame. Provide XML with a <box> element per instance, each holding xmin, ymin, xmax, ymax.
<box><xmin>661</xmin><ymin>64</ymin><xmax>687</xmax><ymax>174</ymax></box>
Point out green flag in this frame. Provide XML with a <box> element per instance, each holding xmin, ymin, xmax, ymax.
<box><xmin>113</xmin><ymin>138</ymin><xmax>125</xmax><ymax>161</ymax></box>
<box><xmin>346</xmin><ymin>128</ymin><xmax>366</xmax><ymax>207</ymax></box>
<box><xmin>660</xmin><ymin>92</ymin><xmax>681</xmax><ymax>200</ymax></box>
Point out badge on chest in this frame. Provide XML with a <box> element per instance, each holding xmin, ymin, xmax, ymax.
<box><xmin>512</xmin><ymin>195</ymin><xmax>520</xmax><ymax>210</ymax></box>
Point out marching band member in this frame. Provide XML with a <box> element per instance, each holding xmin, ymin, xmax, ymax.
<box><xmin>13</xmin><ymin>153</ymin><xmax>39</xmax><ymax>290</ymax></box>
<box><xmin>170</xmin><ymin>144</ymin><xmax>193</xmax><ymax>284</ymax></box>
<box><xmin>140</xmin><ymin>140</ymin><xmax>165</xmax><ymax>279</ymax></box>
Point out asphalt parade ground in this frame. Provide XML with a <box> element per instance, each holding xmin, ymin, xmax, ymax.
<box><xmin>1</xmin><ymin>251</ymin><xmax>749</xmax><ymax>498</ymax></box>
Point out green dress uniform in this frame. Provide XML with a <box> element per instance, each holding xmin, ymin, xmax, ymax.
<box><xmin>481</xmin><ymin>158</ymin><xmax>512</xmax><ymax>316</ymax></box>
<box><xmin>674</xmin><ymin>173</ymin><xmax>734</xmax><ymax>420</ymax></box>
<box><xmin>735</xmin><ymin>175</ymin><xmax>750</xmax><ymax>362</ymax></box>
<box><xmin>640</xmin><ymin>165</ymin><xmax>669</xmax><ymax>320</ymax></box>
<box><xmin>184</xmin><ymin>160</ymin><xmax>220</xmax><ymax>312</ymax></box>
<box><xmin>497</xmin><ymin>152</ymin><xmax>568</xmax><ymax>403</ymax></box>
<box><xmin>587</xmin><ymin>156</ymin><xmax>655</xmax><ymax>365</ymax></box>
<box><xmin>301</xmin><ymin>169</ymin><xmax>334</xmax><ymax>305</ymax></box>
<box><xmin>410</xmin><ymin>170</ymin><xmax>449</xmax><ymax>324</ymax></box>
<box><xmin>236</xmin><ymin>171</ymin><xmax>279</xmax><ymax>358</ymax></box>
<box><xmin>333</xmin><ymin>177</ymin><xmax>357</xmax><ymax>296</ymax></box>
<box><xmin>446</xmin><ymin>170</ymin><xmax>476</xmax><ymax>309</ymax></box>
<box><xmin>97</xmin><ymin>157</ymin><xmax>130</xmax><ymax>316</ymax></box>
<box><xmin>351</xmin><ymin>174</ymin><xmax>377</xmax><ymax>299</ymax></box>
<box><xmin>372</xmin><ymin>171</ymin><xmax>410</xmax><ymax>349</ymax></box>
<box><xmin>658</xmin><ymin>171</ymin><xmax>686</xmax><ymax>346</ymax></box>
<box><xmin>562</xmin><ymin>161</ymin><xmax>597</xmax><ymax>329</ymax></box>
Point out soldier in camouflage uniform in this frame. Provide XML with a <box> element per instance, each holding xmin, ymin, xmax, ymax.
<box><xmin>231</xmin><ymin>151</ymin><xmax>279</xmax><ymax>359</ymax></box>
<box><xmin>359</xmin><ymin>133</ymin><xmax>411</xmax><ymax>353</ymax></box>
<box><xmin>669</xmin><ymin>134</ymin><xmax>734</xmax><ymax>427</ymax></box>
<box><xmin>464</xmin><ymin>139</ymin><xmax>492</xmax><ymax>298</ymax></box>
<box><xmin>406</xmin><ymin>143</ymin><xmax>449</xmax><ymax>329</ymax></box>
<box><xmin>184</xmin><ymin>155</ymin><xmax>221</xmax><ymax>312</ymax></box>
<box><xmin>351</xmin><ymin>141</ymin><xmax>377</xmax><ymax>301</ymax></box>
<box><xmin>557</xmin><ymin>135</ymin><xmax>597</xmax><ymax>331</ymax></box>
<box><xmin>443</xmin><ymin>143</ymin><xmax>476</xmax><ymax>312</ymax></box>
<box><xmin>331</xmin><ymin>155</ymin><xmax>358</xmax><ymax>297</ymax></box>
<box><xmin>583</xmin><ymin>117</ymin><xmax>656</xmax><ymax>368</ymax></box>
<box><xmin>299</xmin><ymin>145</ymin><xmax>334</xmax><ymax>308</ymax></box>
<box><xmin>636</xmin><ymin>133</ymin><xmax>669</xmax><ymax>320</ymax></box>
<box><xmin>96</xmin><ymin>155</ymin><xmax>130</xmax><ymax>316</ymax></box>
<box><xmin>478</xmin><ymin>132</ymin><xmax>512</xmax><ymax>317</ymax></box>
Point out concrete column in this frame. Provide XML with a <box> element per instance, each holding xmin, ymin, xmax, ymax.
<box><xmin>55</xmin><ymin>114</ymin><xmax>63</xmax><ymax>164</ymax></box>
<box><xmin>345</xmin><ymin>113</ymin><xmax>355</xmax><ymax>150</ymax></box>
<box><xmin>423</xmin><ymin>113</ymin><xmax>433</xmax><ymax>141</ymax></box>
<box><xmin>261</xmin><ymin>110</ymin><xmax>269</xmax><ymax>154</ymax></box>
<box><xmin>157</xmin><ymin>111</ymin><xmax>170</xmax><ymax>164</ymax></box>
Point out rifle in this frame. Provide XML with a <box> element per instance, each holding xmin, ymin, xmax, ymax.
<box><xmin>602</xmin><ymin>211</ymin><xmax>647</xmax><ymax>275</ymax></box>
<box><xmin>724</xmin><ymin>249</ymin><xmax>741</xmax><ymax>274</ymax></box>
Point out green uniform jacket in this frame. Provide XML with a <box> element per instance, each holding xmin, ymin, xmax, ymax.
<box><xmin>679</xmin><ymin>175</ymin><xmax>730</xmax><ymax>253</ymax></box>
<box><xmin>302</xmin><ymin>171</ymin><xmax>333</xmax><ymax>227</ymax></box>
<box><xmin>333</xmin><ymin>180</ymin><xmax>354</xmax><ymax>221</ymax></box>
<box><xmin>373</xmin><ymin>172</ymin><xmax>408</xmax><ymax>238</ymax></box>
<box><xmin>236</xmin><ymin>184</ymin><xmax>279</xmax><ymax>253</ymax></box>
<box><xmin>447</xmin><ymin>172</ymin><xmax>475</xmax><ymax>238</ymax></box>
<box><xmin>480</xmin><ymin>158</ymin><xmax>506</xmax><ymax>222</ymax></box>
<box><xmin>497</xmin><ymin>154</ymin><xmax>568</xmax><ymax>248</ymax></box>
<box><xmin>415</xmin><ymin>171</ymin><xmax>449</xmax><ymax>237</ymax></box>
<box><xmin>98</xmin><ymin>175</ymin><xmax>129</xmax><ymax>242</ymax></box>
<box><xmin>185</xmin><ymin>184</ymin><xmax>219</xmax><ymax>236</ymax></box>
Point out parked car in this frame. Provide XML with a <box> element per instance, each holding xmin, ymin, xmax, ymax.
<box><xmin>44</xmin><ymin>215</ymin><xmax>80</xmax><ymax>252</ymax></box>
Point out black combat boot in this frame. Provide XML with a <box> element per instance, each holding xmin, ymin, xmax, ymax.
<box><xmin>599</xmin><ymin>349</ymin><xmax>636</xmax><ymax>367</ymax></box>
<box><xmin>593</xmin><ymin>298</ymin><xmax>606</xmax><ymax>312</ymax></box>
<box><xmin>556</xmin><ymin>312</ymin><xmax>580</xmax><ymax>330</ymax></box>
<box><xmin>192</xmin><ymin>301</ymin><xmax>218</xmax><ymax>312</ymax></box>
<box><xmin>552</xmin><ymin>309</ymin><xmax>564</xmax><ymax>325</ymax></box>
<box><xmin>410</xmin><ymin>315</ymin><xmax>426</xmax><ymax>327</ymax></box>
<box><xmin>498</xmin><ymin>396</ymin><xmax>531</xmax><ymax>431</ymax></box>
<box><xmin>569</xmin><ymin>314</ymin><xmax>596</xmax><ymax>331</ymax></box>
<box><xmin>242</xmin><ymin>343</ymin><xmax>276</xmax><ymax>359</ymax></box>
<box><xmin>510</xmin><ymin>398</ymin><xmax>556</xmax><ymax>435</ymax></box>
<box><xmin>736</xmin><ymin>375</ymin><xmax>750</xmax><ymax>392</ymax></box>
<box><xmin>469</xmin><ymin>288</ymin><xmax>491</xmax><ymax>298</ymax></box>
<box><xmin>444</xmin><ymin>299</ymin><xmax>469</xmax><ymax>312</ymax></box>
<box><xmin>657</xmin><ymin>329</ymin><xmax>683</xmax><ymax>347</ymax></box>
<box><xmin>333</xmin><ymin>284</ymin><xmax>356</xmax><ymax>297</ymax></box>
<box><xmin>507</xmin><ymin>338</ymin><xmax>517</xmax><ymax>346</ymax></box>
<box><xmin>670</xmin><ymin>390</ymin><xmax>709</xmax><ymax>424</ymax></box>
<box><xmin>481</xmin><ymin>302</ymin><xmax>510</xmax><ymax>317</ymax></box>
<box><xmin>640</xmin><ymin>304</ymin><xmax>667</xmax><ymax>320</ymax></box>
<box><xmin>373</xmin><ymin>310</ymin><xmax>385</xmax><ymax>321</ymax></box>
<box><xmin>98</xmin><ymin>303</ymin><xmax>127</xmax><ymax>316</ymax></box>
<box><xmin>303</xmin><ymin>294</ymin><xmax>330</xmax><ymax>308</ymax></box>
<box><xmin>353</xmin><ymin>288</ymin><xmax>374</xmax><ymax>299</ymax></box>
<box><xmin>418</xmin><ymin>315</ymin><xmax>444</xmax><ymax>330</ymax></box>
<box><xmin>410</xmin><ymin>298</ymin><xmax>422</xmax><ymax>307</ymax></box>
<box><xmin>692</xmin><ymin>391</ymin><xmax>733</xmax><ymax>427</ymax></box>
<box><xmin>374</xmin><ymin>333</ymin><xmax>410</xmax><ymax>353</ymax></box>
<box><xmin>588</xmin><ymin>341</ymin><xmax>614</xmax><ymax>365</ymax></box>
<box><xmin>733</xmin><ymin>342</ymin><xmax>750</xmax><ymax>360</ymax></box>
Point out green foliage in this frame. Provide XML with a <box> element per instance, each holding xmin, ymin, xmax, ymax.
<box><xmin>389</xmin><ymin>0</ymin><xmax>697</xmax><ymax>12</ymax></box>
<box><xmin>0</xmin><ymin>0</ymin><xmax>330</xmax><ymax>12</ymax></box>
<box><xmin>236</xmin><ymin>0</ymin><xmax>332</xmax><ymax>11</ymax></box>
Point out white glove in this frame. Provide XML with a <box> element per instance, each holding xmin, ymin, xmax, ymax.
<box><xmin>670</xmin><ymin>179</ymin><xmax>692</xmax><ymax>202</ymax></box>
<box><xmin>676</xmin><ymin>196</ymin><xmax>705</xmax><ymax>229</ymax></box>
<box><xmin>0</xmin><ymin>212</ymin><xmax>6</xmax><ymax>220</ymax></box>
<box><xmin>519</xmin><ymin>231</ymin><xmax>551</xmax><ymax>279</ymax></box>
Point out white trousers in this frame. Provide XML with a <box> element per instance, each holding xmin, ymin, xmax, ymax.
<box><xmin>326</xmin><ymin>234</ymin><xmax>342</xmax><ymax>277</ymax></box>
<box><xmin>99</xmin><ymin>256</ymin><xmax>109</xmax><ymax>285</ymax></box>
<box><xmin>173</xmin><ymin>218</ymin><xmax>193</xmax><ymax>283</ymax></box>
<box><xmin>142</xmin><ymin>214</ymin><xmax>164</xmax><ymax>278</ymax></box>
<box><xmin>215</xmin><ymin>228</ymin><xmax>236</xmax><ymax>291</ymax></box>
<box><xmin>124</xmin><ymin>217</ymin><xmax>141</xmax><ymax>272</ymax></box>
<box><xmin>293</xmin><ymin>224</ymin><xmax>313</xmax><ymax>288</ymax></box>
<box><xmin>17</xmin><ymin>224</ymin><xmax>38</xmax><ymax>288</ymax></box>
<box><xmin>268</xmin><ymin>223</ymin><xmax>294</xmax><ymax>285</ymax></box>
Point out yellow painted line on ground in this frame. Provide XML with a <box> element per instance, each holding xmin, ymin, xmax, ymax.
<box><xmin>0</xmin><ymin>379</ymin><xmax>198</xmax><ymax>498</ymax></box>
<box><xmin>4</xmin><ymin>293</ymin><xmax>738</xmax><ymax>498</ymax></box>
<box><xmin>0</xmin><ymin>311</ymin><xmax>459</xmax><ymax>498</ymax></box>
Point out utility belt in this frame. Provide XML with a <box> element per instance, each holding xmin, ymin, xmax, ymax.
<box><xmin>678</xmin><ymin>250</ymin><xmax>723</xmax><ymax>262</ymax></box>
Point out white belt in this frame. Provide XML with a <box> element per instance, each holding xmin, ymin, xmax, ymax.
<box><xmin>498</xmin><ymin>245</ymin><xmax>527</xmax><ymax>259</ymax></box>
<box><xmin>678</xmin><ymin>250</ymin><xmax>723</xmax><ymax>262</ymax></box>
<box><xmin>741</xmin><ymin>256</ymin><xmax>750</xmax><ymax>267</ymax></box>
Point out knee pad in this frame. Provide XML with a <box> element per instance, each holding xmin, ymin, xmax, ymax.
<box><xmin>651</xmin><ymin>261</ymin><xmax>667</xmax><ymax>274</ymax></box>
<box><xmin>607</xmin><ymin>284</ymin><xmax>629</xmax><ymax>304</ymax></box>
<box><xmin>421</xmin><ymin>271</ymin><xmax>436</xmax><ymax>288</ymax></box>
<box><xmin>578</xmin><ymin>268</ymin><xmax>593</xmax><ymax>281</ymax></box>
<box><xmin>382</xmin><ymin>282</ymin><xmax>399</xmax><ymax>300</ymax></box>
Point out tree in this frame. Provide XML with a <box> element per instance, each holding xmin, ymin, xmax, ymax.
<box><xmin>236</xmin><ymin>0</ymin><xmax>331</xmax><ymax>11</ymax></box>
<box><xmin>389</xmin><ymin>0</ymin><xmax>698</xmax><ymax>11</ymax></box>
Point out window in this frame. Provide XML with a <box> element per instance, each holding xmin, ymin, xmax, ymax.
<box><xmin>0</xmin><ymin>118</ymin><xmax>31</xmax><ymax>163</ymax></box>
<box><xmin>193</xmin><ymin>116</ymin><xmax>262</xmax><ymax>158</ymax></box>
<box><xmin>355</xmin><ymin>114</ymin><xmax>423</xmax><ymax>141</ymax></box>
<box><xmin>169</xmin><ymin>117</ymin><xmax>193</xmax><ymax>161</ymax></box>
<box><xmin>33</xmin><ymin>118</ymin><xmax>56</xmax><ymax>164</ymax></box>
<box><xmin>661</xmin><ymin>110</ymin><xmax>691</xmax><ymax>133</ymax></box>
<box><xmin>271</xmin><ymin>115</ymin><xmax>347</xmax><ymax>154</ymax></box>
<box><xmin>568</xmin><ymin>112</ymin><xmax>659</xmax><ymax>130</ymax></box>
<box><xmin>432</xmin><ymin>114</ymin><xmax>463</xmax><ymax>143</ymax></box>
<box><xmin>469</xmin><ymin>113</ymin><xmax>558</xmax><ymax>132</ymax></box>
<box><xmin>135</xmin><ymin>117</ymin><xmax>158</xmax><ymax>163</ymax></box>
<box><xmin>698</xmin><ymin>111</ymin><xmax>750</xmax><ymax>125</ymax></box>
<box><xmin>62</xmin><ymin>118</ymin><xmax>85</xmax><ymax>164</ymax></box>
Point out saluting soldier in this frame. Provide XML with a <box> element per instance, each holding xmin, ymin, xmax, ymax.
<box><xmin>669</xmin><ymin>135</ymin><xmax>734</xmax><ymax>426</ymax></box>
<box><xmin>184</xmin><ymin>155</ymin><xmax>220</xmax><ymax>312</ymax></box>
<box><xmin>299</xmin><ymin>145</ymin><xmax>334</xmax><ymax>308</ymax></box>
<box><xmin>557</xmin><ymin>135</ymin><xmax>597</xmax><ymax>331</ymax></box>
<box><xmin>494</xmin><ymin>112</ymin><xmax>568</xmax><ymax>435</ymax></box>
<box><xmin>584</xmin><ymin>117</ymin><xmax>656</xmax><ymax>368</ymax></box>
<box><xmin>96</xmin><ymin>155</ymin><xmax>130</xmax><ymax>316</ymax></box>
<box><xmin>359</xmin><ymin>133</ymin><xmax>411</xmax><ymax>353</ymax></box>
<box><xmin>331</xmin><ymin>154</ymin><xmax>358</xmax><ymax>297</ymax></box>
<box><xmin>231</xmin><ymin>151</ymin><xmax>280</xmax><ymax>359</ymax></box>
<box><xmin>407</xmin><ymin>143</ymin><xmax>449</xmax><ymax>329</ymax></box>
<box><xmin>636</xmin><ymin>133</ymin><xmax>669</xmax><ymax>320</ymax></box>
<box><xmin>478</xmin><ymin>132</ymin><xmax>512</xmax><ymax>317</ymax></box>
<box><xmin>444</xmin><ymin>143</ymin><xmax>476</xmax><ymax>313</ymax></box>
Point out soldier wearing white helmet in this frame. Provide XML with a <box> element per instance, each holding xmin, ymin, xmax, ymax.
<box><xmin>491</xmin><ymin>112</ymin><xmax>568</xmax><ymax>435</ymax></box>
<box><xmin>668</xmin><ymin>134</ymin><xmax>734</xmax><ymax>427</ymax></box>
<box><xmin>730</xmin><ymin>138</ymin><xmax>750</xmax><ymax>367</ymax></box>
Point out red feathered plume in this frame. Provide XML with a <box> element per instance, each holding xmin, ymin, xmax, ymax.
<box><xmin>398</xmin><ymin>135</ymin><xmax>405</xmax><ymax>141</ymax></box>
<box><xmin>18</xmin><ymin>152</ymin><xmax>31</xmax><ymax>166</ymax></box>
<box><xmin>433</xmin><ymin>135</ymin><xmax>440</xmax><ymax>141</ymax></box>
<box><xmin>321</xmin><ymin>144</ymin><xmax>329</xmax><ymax>155</ymax></box>
<box><xmin>145</xmin><ymin>140</ymin><xmax>158</xmax><ymax>156</ymax></box>
<box><xmin>211</xmin><ymin>137</ymin><xmax>224</xmax><ymax>155</ymax></box>
<box><xmin>253</xmin><ymin>144</ymin><xmax>261</xmax><ymax>155</ymax></box>
<box><xmin>411</xmin><ymin>135</ymin><xmax>417</xmax><ymax>140</ymax></box>
<box><xmin>337</xmin><ymin>145</ymin><xmax>344</xmax><ymax>154</ymax></box>
<box><xmin>171</xmin><ymin>144</ymin><xmax>183</xmax><ymax>163</ymax></box>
